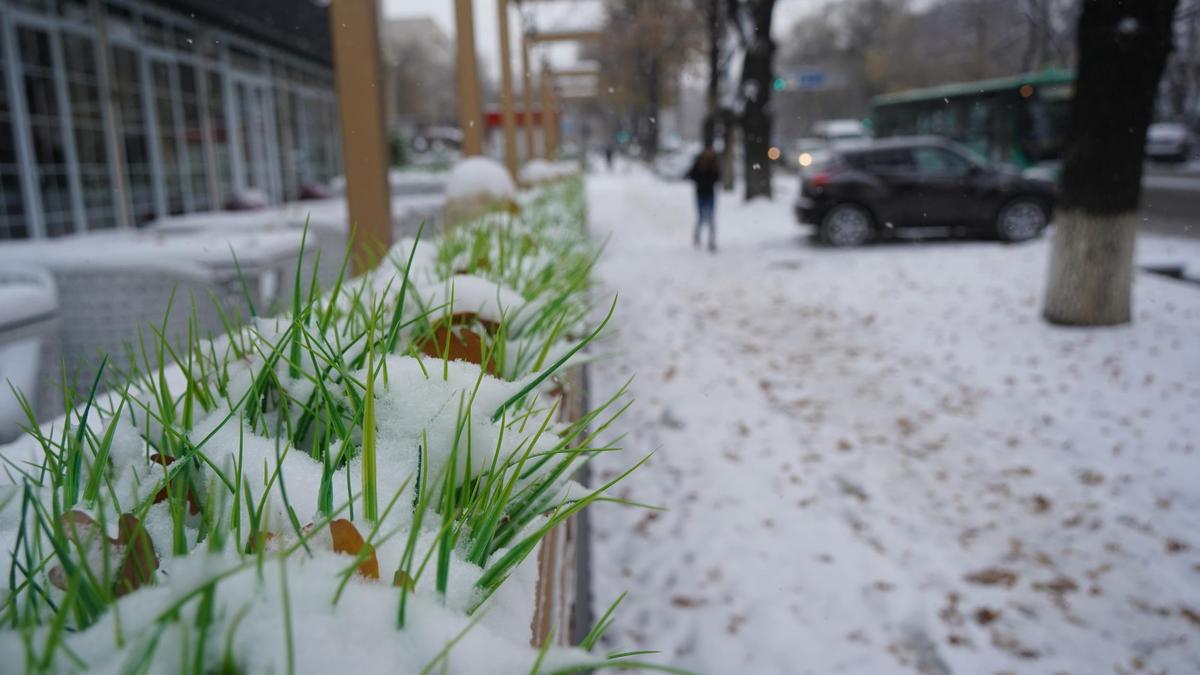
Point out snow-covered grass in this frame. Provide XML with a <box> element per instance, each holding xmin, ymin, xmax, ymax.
<box><xmin>0</xmin><ymin>178</ymin><xmax>674</xmax><ymax>674</ymax></box>
<box><xmin>588</xmin><ymin>167</ymin><xmax>1200</xmax><ymax>674</ymax></box>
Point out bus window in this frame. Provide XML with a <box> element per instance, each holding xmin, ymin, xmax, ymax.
<box><xmin>1025</xmin><ymin>99</ymin><xmax>1071</xmax><ymax>163</ymax></box>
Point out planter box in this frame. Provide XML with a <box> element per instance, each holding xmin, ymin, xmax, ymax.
<box><xmin>532</xmin><ymin>366</ymin><xmax>593</xmax><ymax>647</ymax></box>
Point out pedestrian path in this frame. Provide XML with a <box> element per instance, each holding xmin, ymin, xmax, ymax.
<box><xmin>585</xmin><ymin>168</ymin><xmax>1200</xmax><ymax>674</ymax></box>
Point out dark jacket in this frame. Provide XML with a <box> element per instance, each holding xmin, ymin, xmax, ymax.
<box><xmin>686</xmin><ymin>157</ymin><xmax>720</xmax><ymax>196</ymax></box>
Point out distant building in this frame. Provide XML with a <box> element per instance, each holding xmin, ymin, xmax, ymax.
<box><xmin>0</xmin><ymin>0</ymin><xmax>341</xmax><ymax>240</ymax></box>
<box><xmin>382</xmin><ymin>17</ymin><xmax>456</xmax><ymax>135</ymax></box>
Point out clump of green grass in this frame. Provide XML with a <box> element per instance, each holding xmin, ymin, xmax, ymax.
<box><xmin>0</xmin><ymin>177</ymin><xmax>678</xmax><ymax>674</ymax></box>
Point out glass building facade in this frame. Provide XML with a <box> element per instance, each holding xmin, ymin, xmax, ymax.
<box><xmin>0</xmin><ymin>0</ymin><xmax>341</xmax><ymax>239</ymax></box>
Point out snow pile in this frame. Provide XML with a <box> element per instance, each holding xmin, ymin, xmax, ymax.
<box><xmin>445</xmin><ymin>157</ymin><xmax>517</xmax><ymax>203</ymax></box>
<box><xmin>520</xmin><ymin>160</ymin><xmax>579</xmax><ymax>185</ymax></box>
<box><xmin>226</xmin><ymin>188</ymin><xmax>271</xmax><ymax>210</ymax></box>
<box><xmin>0</xmin><ymin>176</ymin><xmax>653</xmax><ymax>674</ymax></box>
<box><xmin>410</xmin><ymin>274</ymin><xmax>528</xmax><ymax>325</ymax></box>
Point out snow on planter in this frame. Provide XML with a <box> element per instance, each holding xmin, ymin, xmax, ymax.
<box><xmin>0</xmin><ymin>176</ymin><xmax>663</xmax><ymax>674</ymax></box>
<box><xmin>443</xmin><ymin>157</ymin><xmax>519</xmax><ymax>226</ymax></box>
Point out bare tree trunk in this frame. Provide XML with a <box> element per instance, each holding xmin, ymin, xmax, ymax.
<box><xmin>1187</xmin><ymin>1</ymin><xmax>1200</xmax><ymax>121</ymax></box>
<box><xmin>1022</xmin><ymin>1</ymin><xmax>1041</xmax><ymax>71</ymax></box>
<box><xmin>738</xmin><ymin>0</ymin><xmax>777</xmax><ymax>200</ymax></box>
<box><xmin>1044</xmin><ymin>0</ymin><xmax>1180</xmax><ymax>326</ymax></box>
<box><xmin>1044</xmin><ymin>212</ymin><xmax>1137</xmax><ymax>324</ymax></box>
<box><xmin>721</xmin><ymin>107</ymin><xmax>737</xmax><ymax>191</ymax></box>
<box><xmin>636</xmin><ymin>52</ymin><xmax>662</xmax><ymax>161</ymax></box>
<box><xmin>703</xmin><ymin>0</ymin><xmax>722</xmax><ymax>146</ymax></box>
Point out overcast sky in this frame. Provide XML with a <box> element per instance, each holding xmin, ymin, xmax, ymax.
<box><xmin>383</xmin><ymin>0</ymin><xmax>827</xmax><ymax>78</ymax></box>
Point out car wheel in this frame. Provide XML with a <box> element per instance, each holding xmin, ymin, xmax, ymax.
<box><xmin>820</xmin><ymin>204</ymin><xmax>874</xmax><ymax>247</ymax></box>
<box><xmin>996</xmin><ymin>198</ymin><xmax>1048</xmax><ymax>242</ymax></box>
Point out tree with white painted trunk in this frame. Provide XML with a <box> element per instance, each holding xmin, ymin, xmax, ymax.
<box><xmin>1043</xmin><ymin>0</ymin><xmax>1180</xmax><ymax>326</ymax></box>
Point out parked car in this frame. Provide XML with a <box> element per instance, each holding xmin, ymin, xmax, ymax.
<box><xmin>793</xmin><ymin>137</ymin><xmax>832</xmax><ymax>171</ymax></box>
<box><xmin>1145</xmin><ymin>122</ymin><xmax>1195</xmax><ymax>163</ymax></box>
<box><xmin>794</xmin><ymin>136</ymin><xmax>1057</xmax><ymax>246</ymax></box>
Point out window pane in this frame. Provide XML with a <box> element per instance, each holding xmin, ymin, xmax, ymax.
<box><xmin>866</xmin><ymin>149</ymin><xmax>915</xmax><ymax>172</ymax></box>
<box><xmin>62</xmin><ymin>33</ymin><xmax>115</xmax><ymax>231</ymax></box>
<box><xmin>275</xmin><ymin>84</ymin><xmax>298</xmax><ymax>200</ymax></box>
<box><xmin>111</xmin><ymin>46</ymin><xmax>154</xmax><ymax>224</ymax></box>
<box><xmin>178</xmin><ymin>63</ymin><xmax>210</xmax><ymax>210</ymax></box>
<box><xmin>152</xmin><ymin>61</ymin><xmax>183</xmax><ymax>214</ymax></box>
<box><xmin>913</xmin><ymin>147</ymin><xmax>972</xmax><ymax>176</ymax></box>
<box><xmin>206</xmin><ymin>69</ymin><xmax>231</xmax><ymax>208</ymax></box>
<box><xmin>17</xmin><ymin>26</ymin><xmax>74</xmax><ymax>237</ymax></box>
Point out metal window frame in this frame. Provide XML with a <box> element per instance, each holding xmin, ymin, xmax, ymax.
<box><xmin>141</xmin><ymin>47</ymin><xmax>198</xmax><ymax>214</ymax></box>
<box><xmin>0</xmin><ymin>0</ymin><xmax>340</xmax><ymax>238</ymax></box>
<box><xmin>194</xmin><ymin>47</ymin><xmax>221</xmax><ymax>211</ymax></box>
<box><xmin>136</xmin><ymin>51</ymin><xmax>166</xmax><ymax>220</ymax></box>
<box><xmin>221</xmin><ymin>46</ymin><xmax>245</xmax><ymax>195</ymax></box>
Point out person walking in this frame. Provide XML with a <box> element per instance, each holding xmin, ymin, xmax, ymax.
<box><xmin>686</xmin><ymin>146</ymin><xmax>721</xmax><ymax>252</ymax></box>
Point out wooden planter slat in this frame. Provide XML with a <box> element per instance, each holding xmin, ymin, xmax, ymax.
<box><xmin>532</xmin><ymin>366</ymin><xmax>590</xmax><ymax>646</ymax></box>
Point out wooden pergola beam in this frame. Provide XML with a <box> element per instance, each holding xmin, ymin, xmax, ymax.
<box><xmin>454</xmin><ymin>0</ymin><xmax>485</xmax><ymax>156</ymax></box>
<box><xmin>526</xmin><ymin>30</ymin><xmax>604</xmax><ymax>44</ymax></box>
<box><xmin>497</xmin><ymin>0</ymin><xmax>519</xmax><ymax>179</ymax></box>
<box><xmin>549</xmin><ymin>68</ymin><xmax>600</xmax><ymax>78</ymax></box>
<box><xmin>540</xmin><ymin>70</ymin><xmax>558</xmax><ymax>159</ymax></box>
<box><xmin>330</xmin><ymin>0</ymin><xmax>391</xmax><ymax>274</ymax></box>
<box><xmin>521</xmin><ymin>31</ymin><xmax>536</xmax><ymax>160</ymax></box>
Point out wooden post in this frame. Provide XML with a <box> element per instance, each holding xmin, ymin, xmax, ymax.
<box><xmin>497</xmin><ymin>0</ymin><xmax>520</xmax><ymax>179</ymax></box>
<box><xmin>540</xmin><ymin>72</ymin><xmax>556</xmax><ymax>159</ymax></box>
<box><xmin>330</xmin><ymin>0</ymin><xmax>392</xmax><ymax>274</ymax></box>
<box><xmin>522</xmin><ymin>35</ymin><xmax>535</xmax><ymax>160</ymax></box>
<box><xmin>454</xmin><ymin>0</ymin><xmax>485</xmax><ymax>156</ymax></box>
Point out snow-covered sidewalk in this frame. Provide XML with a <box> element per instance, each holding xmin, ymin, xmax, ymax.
<box><xmin>587</xmin><ymin>167</ymin><xmax>1200</xmax><ymax>674</ymax></box>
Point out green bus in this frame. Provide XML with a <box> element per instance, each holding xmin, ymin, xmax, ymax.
<box><xmin>869</xmin><ymin>70</ymin><xmax>1074</xmax><ymax>169</ymax></box>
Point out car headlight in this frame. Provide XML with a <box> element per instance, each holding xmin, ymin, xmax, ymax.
<box><xmin>799</xmin><ymin>152</ymin><xmax>813</xmax><ymax>167</ymax></box>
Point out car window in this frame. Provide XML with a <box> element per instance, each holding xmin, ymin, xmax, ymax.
<box><xmin>913</xmin><ymin>147</ymin><xmax>974</xmax><ymax>177</ymax></box>
<box><xmin>865</xmin><ymin>148</ymin><xmax>915</xmax><ymax>173</ymax></box>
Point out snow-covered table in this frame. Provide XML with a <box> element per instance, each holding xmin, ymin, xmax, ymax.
<box><xmin>0</xmin><ymin>229</ymin><xmax>311</xmax><ymax>402</ymax></box>
<box><xmin>149</xmin><ymin>195</ymin><xmax>445</xmax><ymax>286</ymax></box>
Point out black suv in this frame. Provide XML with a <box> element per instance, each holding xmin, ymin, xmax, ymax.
<box><xmin>794</xmin><ymin>137</ymin><xmax>1057</xmax><ymax>246</ymax></box>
